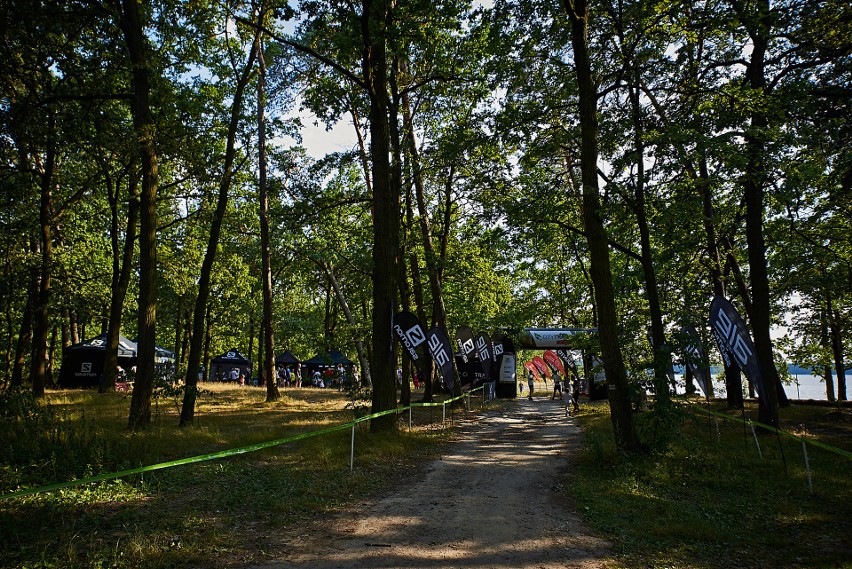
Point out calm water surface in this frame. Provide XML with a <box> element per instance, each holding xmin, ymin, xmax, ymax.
<box><xmin>676</xmin><ymin>373</ymin><xmax>846</xmax><ymax>401</ymax></box>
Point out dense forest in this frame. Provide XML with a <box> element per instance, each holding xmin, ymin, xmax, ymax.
<box><xmin>1</xmin><ymin>0</ymin><xmax>849</xmax><ymax>447</ymax></box>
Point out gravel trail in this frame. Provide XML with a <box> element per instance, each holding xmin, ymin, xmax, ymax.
<box><xmin>251</xmin><ymin>397</ymin><xmax>611</xmax><ymax>569</ymax></box>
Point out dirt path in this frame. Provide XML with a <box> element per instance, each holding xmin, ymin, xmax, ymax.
<box><xmin>251</xmin><ymin>397</ymin><xmax>611</xmax><ymax>569</ymax></box>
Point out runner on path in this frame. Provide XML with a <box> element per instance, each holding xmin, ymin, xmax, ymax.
<box><xmin>250</xmin><ymin>398</ymin><xmax>610</xmax><ymax>569</ymax></box>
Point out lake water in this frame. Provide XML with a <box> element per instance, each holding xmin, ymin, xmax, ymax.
<box><xmin>675</xmin><ymin>374</ymin><xmax>845</xmax><ymax>401</ymax></box>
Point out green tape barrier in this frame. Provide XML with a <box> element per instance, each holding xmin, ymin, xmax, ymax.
<box><xmin>686</xmin><ymin>402</ymin><xmax>852</xmax><ymax>460</ymax></box>
<box><xmin>1</xmin><ymin>387</ymin><xmax>485</xmax><ymax>502</ymax></box>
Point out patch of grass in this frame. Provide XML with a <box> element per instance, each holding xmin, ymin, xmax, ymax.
<box><xmin>0</xmin><ymin>385</ymin><xmax>457</xmax><ymax>568</ymax></box>
<box><xmin>569</xmin><ymin>400</ymin><xmax>852</xmax><ymax>569</ymax></box>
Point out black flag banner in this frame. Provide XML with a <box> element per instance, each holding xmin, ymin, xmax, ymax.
<box><xmin>492</xmin><ymin>332</ymin><xmax>517</xmax><ymax>396</ymax></box>
<box><xmin>681</xmin><ymin>325</ymin><xmax>711</xmax><ymax>399</ymax></box>
<box><xmin>709</xmin><ymin>295</ymin><xmax>773</xmax><ymax>418</ymax></box>
<box><xmin>392</xmin><ymin>311</ymin><xmax>428</xmax><ymax>367</ymax></box>
<box><xmin>455</xmin><ymin>326</ymin><xmax>476</xmax><ymax>364</ymax></box>
<box><xmin>491</xmin><ymin>332</ymin><xmax>506</xmax><ymax>383</ymax></box>
<box><xmin>474</xmin><ymin>331</ymin><xmax>492</xmax><ymax>387</ymax></box>
<box><xmin>427</xmin><ymin>326</ymin><xmax>455</xmax><ymax>393</ymax></box>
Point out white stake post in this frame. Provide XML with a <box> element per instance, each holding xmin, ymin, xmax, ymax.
<box><xmin>350</xmin><ymin>424</ymin><xmax>355</xmax><ymax>472</ymax></box>
<box><xmin>802</xmin><ymin>441</ymin><xmax>813</xmax><ymax>494</ymax></box>
<box><xmin>750</xmin><ymin>422</ymin><xmax>762</xmax><ymax>458</ymax></box>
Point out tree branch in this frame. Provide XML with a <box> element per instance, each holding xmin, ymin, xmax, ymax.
<box><xmin>234</xmin><ymin>16</ymin><xmax>367</xmax><ymax>91</ymax></box>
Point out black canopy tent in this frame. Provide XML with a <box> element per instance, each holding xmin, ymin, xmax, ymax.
<box><xmin>209</xmin><ymin>349</ymin><xmax>252</xmax><ymax>382</ymax></box>
<box><xmin>302</xmin><ymin>350</ymin><xmax>355</xmax><ymax>385</ymax></box>
<box><xmin>58</xmin><ymin>334</ymin><xmax>137</xmax><ymax>388</ymax></box>
<box><xmin>274</xmin><ymin>351</ymin><xmax>301</xmax><ymax>368</ymax></box>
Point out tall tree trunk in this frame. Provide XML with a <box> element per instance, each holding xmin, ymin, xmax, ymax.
<box><xmin>203</xmin><ymin>311</ymin><xmax>212</xmax><ymax>382</ymax></box>
<box><xmin>827</xmin><ymin>294</ymin><xmax>847</xmax><ymax>400</ymax></box>
<box><xmin>627</xmin><ymin>81</ymin><xmax>671</xmax><ymax>406</ymax></box>
<box><xmin>180</xmin><ymin>20</ymin><xmax>261</xmax><ymax>426</ymax></box>
<box><xmin>697</xmin><ymin>159</ymin><xmax>738</xmax><ymax>404</ymax></box>
<box><xmin>397</xmin><ymin>245</ymin><xmax>412</xmax><ymax>408</ymax></box>
<box><xmin>121</xmin><ymin>0</ymin><xmax>160</xmax><ymax>430</ymax></box>
<box><xmin>70</xmin><ymin>309</ymin><xmax>79</xmax><ymax>345</ymax></box>
<box><xmin>182</xmin><ymin>308</ymin><xmax>191</xmax><ymax>369</ymax></box>
<box><xmin>733</xmin><ymin>0</ymin><xmax>783</xmax><ymax>426</ymax></box>
<box><xmin>101</xmin><ymin>166</ymin><xmax>139</xmax><ymax>393</ymax></box>
<box><xmin>258</xmin><ymin>322</ymin><xmax>265</xmax><ymax>385</ymax></box>
<box><xmin>389</xmin><ymin>59</ymin><xmax>411</xmax><ymax>408</ymax></box>
<box><xmin>28</xmin><ymin>119</ymin><xmax>56</xmax><ymax>398</ymax></box>
<box><xmin>258</xmin><ymin>37</ymin><xmax>279</xmax><ymax>402</ymax></box>
<box><xmin>47</xmin><ymin>324</ymin><xmax>57</xmax><ymax>386</ymax></box>
<box><xmin>11</xmin><ymin>236</ymin><xmax>38</xmax><ymax>388</ymax></box>
<box><xmin>361</xmin><ymin>0</ymin><xmax>398</xmax><ymax>433</ymax></box>
<box><xmin>403</xmin><ymin>144</ymin><xmax>434</xmax><ymax>402</ymax></box>
<box><xmin>3</xmin><ymin>224</ymin><xmax>15</xmax><ymax>384</ymax></box>
<box><xmin>59</xmin><ymin>306</ymin><xmax>70</xmax><ymax>349</ymax></box>
<box><xmin>561</xmin><ymin>0</ymin><xmax>639</xmax><ymax>452</ymax></box>
<box><xmin>438</xmin><ymin>166</ymin><xmax>455</xmax><ymax>288</ymax></box>
<box><xmin>820</xmin><ymin>309</ymin><xmax>836</xmax><ymax>402</ymax></box>
<box><xmin>173</xmin><ymin>294</ymin><xmax>184</xmax><ymax>379</ymax></box>
<box><xmin>401</xmin><ymin>82</ymin><xmax>447</xmax><ymax>331</ymax></box>
<box><xmin>248</xmin><ymin>315</ymin><xmax>255</xmax><ymax>364</ymax></box>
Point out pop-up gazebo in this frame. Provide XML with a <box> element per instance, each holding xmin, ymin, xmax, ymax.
<box><xmin>274</xmin><ymin>350</ymin><xmax>301</xmax><ymax>368</ymax></box>
<box><xmin>302</xmin><ymin>350</ymin><xmax>355</xmax><ymax>386</ymax></box>
<box><xmin>58</xmin><ymin>334</ymin><xmax>138</xmax><ymax>388</ymax></box>
<box><xmin>209</xmin><ymin>349</ymin><xmax>252</xmax><ymax>382</ymax></box>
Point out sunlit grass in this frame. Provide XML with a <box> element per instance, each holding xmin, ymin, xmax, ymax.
<box><xmin>0</xmin><ymin>385</ymin><xmax>457</xmax><ymax>568</ymax></box>
<box><xmin>570</xmin><ymin>400</ymin><xmax>852</xmax><ymax>569</ymax></box>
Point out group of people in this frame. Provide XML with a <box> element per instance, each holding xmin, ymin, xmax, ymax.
<box><xmin>224</xmin><ymin>367</ymin><xmax>247</xmax><ymax>385</ymax></box>
<box><xmin>522</xmin><ymin>368</ymin><xmax>581</xmax><ymax>413</ymax></box>
<box><xmin>276</xmin><ymin>365</ymin><xmax>302</xmax><ymax>388</ymax></box>
<box><xmin>275</xmin><ymin>364</ymin><xmax>364</xmax><ymax>389</ymax></box>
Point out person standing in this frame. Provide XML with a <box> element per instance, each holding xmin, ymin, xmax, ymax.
<box><xmin>551</xmin><ymin>370</ymin><xmax>563</xmax><ymax>400</ymax></box>
<box><xmin>526</xmin><ymin>369</ymin><xmax>535</xmax><ymax>400</ymax></box>
<box><xmin>570</xmin><ymin>375</ymin><xmax>581</xmax><ymax>413</ymax></box>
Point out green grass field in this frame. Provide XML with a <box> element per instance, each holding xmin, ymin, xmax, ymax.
<box><xmin>0</xmin><ymin>385</ymin><xmax>455</xmax><ymax>568</ymax></box>
<box><xmin>569</xmin><ymin>399</ymin><xmax>852</xmax><ymax>569</ymax></box>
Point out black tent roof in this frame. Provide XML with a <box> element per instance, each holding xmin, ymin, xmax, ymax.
<box><xmin>210</xmin><ymin>349</ymin><xmax>251</xmax><ymax>365</ymax></box>
<box><xmin>66</xmin><ymin>334</ymin><xmax>137</xmax><ymax>357</ymax></box>
<box><xmin>274</xmin><ymin>351</ymin><xmax>301</xmax><ymax>365</ymax></box>
<box><xmin>132</xmin><ymin>338</ymin><xmax>175</xmax><ymax>363</ymax></box>
<box><xmin>302</xmin><ymin>350</ymin><xmax>354</xmax><ymax>366</ymax></box>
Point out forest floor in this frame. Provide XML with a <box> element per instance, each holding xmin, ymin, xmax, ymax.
<box><xmin>247</xmin><ymin>396</ymin><xmax>613</xmax><ymax>569</ymax></box>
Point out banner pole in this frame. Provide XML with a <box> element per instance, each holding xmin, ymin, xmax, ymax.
<box><xmin>442</xmin><ymin>402</ymin><xmax>446</xmax><ymax>427</ymax></box>
<box><xmin>350</xmin><ymin>424</ymin><xmax>356</xmax><ymax>472</ymax></box>
<box><xmin>802</xmin><ymin>441</ymin><xmax>813</xmax><ymax>494</ymax></box>
<box><xmin>749</xmin><ymin>421</ymin><xmax>763</xmax><ymax>458</ymax></box>
<box><xmin>409</xmin><ymin>406</ymin><xmax>412</xmax><ymax>432</ymax></box>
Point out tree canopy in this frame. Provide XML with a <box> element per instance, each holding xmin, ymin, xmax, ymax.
<box><xmin>1</xmin><ymin>0</ymin><xmax>850</xmax><ymax>445</ymax></box>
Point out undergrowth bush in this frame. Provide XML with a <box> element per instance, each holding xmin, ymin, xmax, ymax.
<box><xmin>0</xmin><ymin>388</ymin><xmax>135</xmax><ymax>491</ymax></box>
